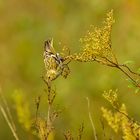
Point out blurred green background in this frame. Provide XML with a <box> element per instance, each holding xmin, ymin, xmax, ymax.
<box><xmin>1</xmin><ymin>0</ymin><xmax>140</xmax><ymax>139</ymax></box>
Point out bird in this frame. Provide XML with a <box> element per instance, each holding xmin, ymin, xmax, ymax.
<box><xmin>43</xmin><ymin>39</ymin><xmax>70</xmax><ymax>81</ymax></box>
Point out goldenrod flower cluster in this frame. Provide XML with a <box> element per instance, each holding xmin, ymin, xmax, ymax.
<box><xmin>70</xmin><ymin>10</ymin><xmax>118</xmax><ymax>67</ymax></box>
<box><xmin>103</xmin><ymin>89</ymin><xmax>119</xmax><ymax>108</ymax></box>
<box><xmin>102</xmin><ymin>90</ymin><xmax>140</xmax><ymax>140</ymax></box>
<box><xmin>101</xmin><ymin>106</ymin><xmax>122</xmax><ymax>133</ymax></box>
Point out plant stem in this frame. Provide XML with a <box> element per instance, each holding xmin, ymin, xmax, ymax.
<box><xmin>86</xmin><ymin>97</ymin><xmax>98</xmax><ymax>140</ymax></box>
<box><xmin>0</xmin><ymin>105</ymin><xmax>19</xmax><ymax>140</ymax></box>
<box><xmin>117</xmin><ymin>66</ymin><xmax>140</xmax><ymax>88</ymax></box>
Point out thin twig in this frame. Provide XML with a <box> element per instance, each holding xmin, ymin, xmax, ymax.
<box><xmin>44</xmin><ymin>78</ymin><xmax>53</xmax><ymax>140</ymax></box>
<box><xmin>0</xmin><ymin>105</ymin><xmax>19</xmax><ymax>140</ymax></box>
<box><xmin>86</xmin><ymin>97</ymin><xmax>98</xmax><ymax>140</ymax></box>
<box><xmin>77</xmin><ymin>123</ymin><xmax>84</xmax><ymax>140</ymax></box>
<box><xmin>0</xmin><ymin>92</ymin><xmax>16</xmax><ymax>131</ymax></box>
<box><xmin>35</xmin><ymin>95</ymin><xmax>41</xmax><ymax>124</ymax></box>
<box><xmin>101</xmin><ymin>57</ymin><xmax>140</xmax><ymax>88</ymax></box>
<box><xmin>0</xmin><ymin>88</ymin><xmax>19</xmax><ymax>140</ymax></box>
<box><xmin>47</xmin><ymin>104</ymin><xmax>51</xmax><ymax>125</ymax></box>
<box><xmin>117</xmin><ymin>66</ymin><xmax>140</xmax><ymax>88</ymax></box>
<box><xmin>119</xmin><ymin>64</ymin><xmax>140</xmax><ymax>77</ymax></box>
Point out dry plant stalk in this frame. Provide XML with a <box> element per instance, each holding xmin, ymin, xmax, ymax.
<box><xmin>63</xmin><ymin>123</ymin><xmax>84</xmax><ymax>140</ymax></box>
<box><xmin>35</xmin><ymin>40</ymin><xmax>64</xmax><ymax>140</ymax></box>
<box><xmin>64</xmin><ymin>130</ymin><xmax>74</xmax><ymax>140</ymax></box>
<box><xmin>0</xmin><ymin>89</ymin><xmax>19</xmax><ymax>140</ymax></box>
<box><xmin>35</xmin><ymin>81</ymin><xmax>61</xmax><ymax>140</ymax></box>
<box><xmin>77</xmin><ymin>123</ymin><xmax>84</xmax><ymax>140</ymax></box>
<box><xmin>86</xmin><ymin>97</ymin><xmax>98</xmax><ymax>140</ymax></box>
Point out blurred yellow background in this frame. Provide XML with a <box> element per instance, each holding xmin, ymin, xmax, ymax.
<box><xmin>1</xmin><ymin>0</ymin><xmax>140</xmax><ymax>139</ymax></box>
